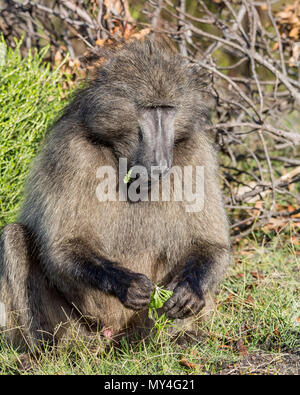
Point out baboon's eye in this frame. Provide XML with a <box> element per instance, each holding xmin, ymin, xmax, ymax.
<box><xmin>175</xmin><ymin>136</ymin><xmax>189</xmax><ymax>146</ymax></box>
<box><xmin>139</xmin><ymin>104</ymin><xmax>176</xmax><ymax>111</ymax></box>
<box><xmin>148</xmin><ymin>105</ymin><xmax>175</xmax><ymax>110</ymax></box>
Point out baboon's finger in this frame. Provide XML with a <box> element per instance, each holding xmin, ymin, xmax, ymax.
<box><xmin>164</xmin><ymin>288</ymin><xmax>189</xmax><ymax>317</ymax></box>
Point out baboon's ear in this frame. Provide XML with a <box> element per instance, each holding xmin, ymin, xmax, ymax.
<box><xmin>188</xmin><ymin>63</ymin><xmax>216</xmax><ymax>110</ymax></box>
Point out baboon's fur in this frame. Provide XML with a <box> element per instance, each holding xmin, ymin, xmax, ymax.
<box><xmin>0</xmin><ymin>40</ymin><xmax>230</xmax><ymax>351</ymax></box>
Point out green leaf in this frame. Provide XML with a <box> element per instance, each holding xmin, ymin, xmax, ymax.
<box><xmin>148</xmin><ymin>285</ymin><xmax>173</xmax><ymax>320</ymax></box>
<box><xmin>123</xmin><ymin>169</ymin><xmax>132</xmax><ymax>183</ymax></box>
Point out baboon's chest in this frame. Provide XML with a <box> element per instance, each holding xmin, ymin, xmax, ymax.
<box><xmin>93</xmin><ymin>200</ymin><xmax>191</xmax><ymax>267</ymax></box>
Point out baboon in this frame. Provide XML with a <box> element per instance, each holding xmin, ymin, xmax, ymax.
<box><xmin>0</xmin><ymin>40</ymin><xmax>230</xmax><ymax>352</ymax></box>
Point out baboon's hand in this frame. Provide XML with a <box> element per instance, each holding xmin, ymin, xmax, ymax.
<box><xmin>163</xmin><ymin>273</ymin><xmax>205</xmax><ymax>319</ymax></box>
<box><xmin>113</xmin><ymin>268</ymin><xmax>154</xmax><ymax>310</ymax></box>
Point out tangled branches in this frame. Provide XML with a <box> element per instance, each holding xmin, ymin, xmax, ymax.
<box><xmin>0</xmin><ymin>0</ymin><xmax>299</xmax><ymax>238</ymax></box>
<box><xmin>155</xmin><ymin>0</ymin><xmax>300</xmax><ymax>238</ymax></box>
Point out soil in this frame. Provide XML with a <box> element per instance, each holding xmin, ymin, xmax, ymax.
<box><xmin>216</xmin><ymin>352</ymin><xmax>300</xmax><ymax>375</ymax></box>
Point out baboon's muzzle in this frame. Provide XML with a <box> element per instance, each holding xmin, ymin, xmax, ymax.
<box><xmin>138</xmin><ymin>106</ymin><xmax>175</xmax><ymax>178</ymax></box>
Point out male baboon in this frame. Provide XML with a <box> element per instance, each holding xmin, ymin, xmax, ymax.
<box><xmin>0</xmin><ymin>40</ymin><xmax>230</xmax><ymax>351</ymax></box>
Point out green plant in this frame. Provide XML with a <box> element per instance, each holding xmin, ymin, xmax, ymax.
<box><xmin>123</xmin><ymin>169</ymin><xmax>132</xmax><ymax>183</ymax></box>
<box><xmin>148</xmin><ymin>285</ymin><xmax>174</xmax><ymax>339</ymax></box>
<box><xmin>0</xmin><ymin>38</ymin><xmax>70</xmax><ymax>230</ymax></box>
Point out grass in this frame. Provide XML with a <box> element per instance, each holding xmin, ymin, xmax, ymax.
<box><xmin>0</xmin><ymin>233</ymin><xmax>299</xmax><ymax>374</ymax></box>
<box><xmin>0</xmin><ymin>42</ymin><xmax>299</xmax><ymax>375</ymax></box>
<box><xmin>0</xmin><ymin>38</ymin><xmax>69</xmax><ymax>229</ymax></box>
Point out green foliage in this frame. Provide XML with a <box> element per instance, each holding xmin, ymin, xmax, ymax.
<box><xmin>0</xmin><ymin>38</ymin><xmax>69</xmax><ymax>229</ymax></box>
<box><xmin>123</xmin><ymin>169</ymin><xmax>132</xmax><ymax>184</ymax></box>
<box><xmin>149</xmin><ymin>285</ymin><xmax>174</xmax><ymax>339</ymax></box>
<box><xmin>149</xmin><ymin>285</ymin><xmax>173</xmax><ymax>315</ymax></box>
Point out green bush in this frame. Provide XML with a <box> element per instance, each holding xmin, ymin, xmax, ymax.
<box><xmin>0</xmin><ymin>40</ymin><xmax>69</xmax><ymax>229</ymax></box>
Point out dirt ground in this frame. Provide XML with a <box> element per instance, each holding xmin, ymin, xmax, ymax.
<box><xmin>217</xmin><ymin>352</ymin><xmax>300</xmax><ymax>375</ymax></box>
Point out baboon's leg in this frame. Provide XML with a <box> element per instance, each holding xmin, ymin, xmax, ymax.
<box><xmin>43</xmin><ymin>238</ymin><xmax>154</xmax><ymax>319</ymax></box>
<box><xmin>0</xmin><ymin>224</ymin><xmax>74</xmax><ymax>352</ymax></box>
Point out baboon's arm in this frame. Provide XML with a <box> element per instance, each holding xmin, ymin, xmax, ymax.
<box><xmin>164</xmin><ymin>245</ymin><xmax>230</xmax><ymax>319</ymax></box>
<box><xmin>45</xmin><ymin>240</ymin><xmax>154</xmax><ymax>310</ymax></box>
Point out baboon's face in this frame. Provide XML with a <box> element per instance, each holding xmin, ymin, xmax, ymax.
<box><xmin>85</xmin><ymin>44</ymin><xmax>209</xmax><ymax>180</ymax></box>
<box><xmin>88</xmin><ymin>92</ymin><xmax>204</xmax><ymax>182</ymax></box>
<box><xmin>106</xmin><ymin>101</ymin><xmax>197</xmax><ymax>182</ymax></box>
